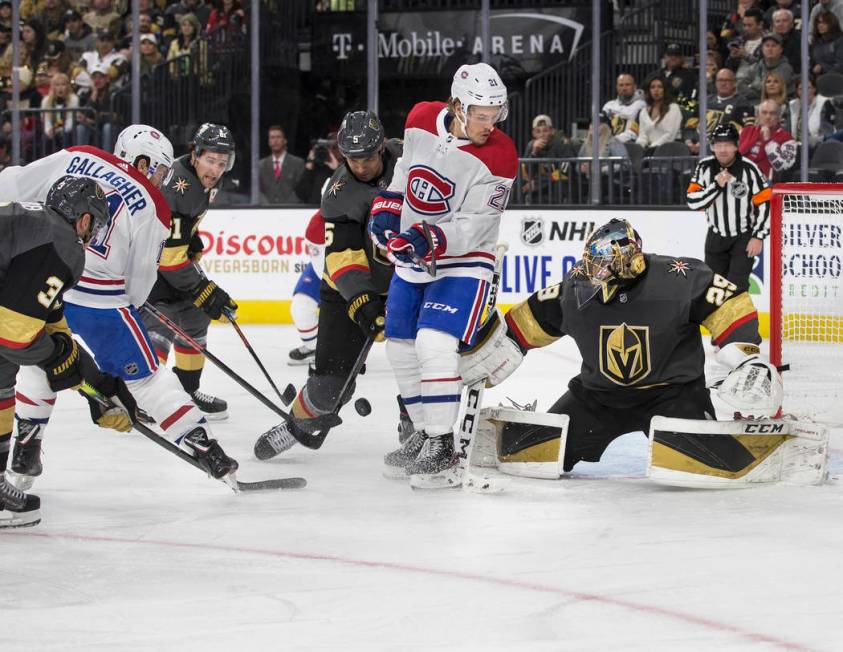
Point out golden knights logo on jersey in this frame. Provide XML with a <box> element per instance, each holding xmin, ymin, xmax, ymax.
<box><xmin>599</xmin><ymin>323</ymin><xmax>651</xmax><ymax>386</ymax></box>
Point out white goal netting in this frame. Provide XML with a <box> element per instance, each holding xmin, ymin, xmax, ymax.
<box><xmin>772</xmin><ymin>189</ymin><xmax>843</xmax><ymax>425</ymax></box>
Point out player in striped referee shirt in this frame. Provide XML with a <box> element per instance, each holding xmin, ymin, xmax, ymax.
<box><xmin>686</xmin><ymin>123</ymin><xmax>771</xmax><ymax>294</ymax></box>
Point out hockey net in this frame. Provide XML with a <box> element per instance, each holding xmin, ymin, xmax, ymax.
<box><xmin>770</xmin><ymin>184</ymin><xmax>843</xmax><ymax>425</ymax></box>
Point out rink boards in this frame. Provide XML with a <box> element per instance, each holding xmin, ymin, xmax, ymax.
<box><xmin>198</xmin><ymin>207</ymin><xmax>772</xmax><ymax>336</ymax></box>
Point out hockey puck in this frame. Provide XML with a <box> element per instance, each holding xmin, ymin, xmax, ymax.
<box><xmin>354</xmin><ymin>398</ymin><xmax>372</xmax><ymax>417</ymax></box>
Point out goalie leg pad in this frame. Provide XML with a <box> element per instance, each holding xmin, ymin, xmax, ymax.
<box><xmin>487</xmin><ymin>407</ymin><xmax>570</xmax><ymax>479</ymax></box>
<box><xmin>648</xmin><ymin>416</ymin><xmax>829</xmax><ymax>487</ymax></box>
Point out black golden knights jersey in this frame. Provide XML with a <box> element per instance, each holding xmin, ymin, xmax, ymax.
<box><xmin>320</xmin><ymin>138</ymin><xmax>403</xmax><ymax>301</ymax></box>
<box><xmin>683</xmin><ymin>94</ymin><xmax>755</xmax><ymax>143</ymax></box>
<box><xmin>148</xmin><ymin>155</ymin><xmax>217</xmax><ymax>304</ymax></box>
<box><xmin>0</xmin><ymin>202</ymin><xmax>84</xmax><ymax>367</ymax></box>
<box><xmin>505</xmin><ymin>254</ymin><xmax>761</xmax><ymax>404</ymax></box>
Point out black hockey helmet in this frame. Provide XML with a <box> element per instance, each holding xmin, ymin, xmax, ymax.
<box><xmin>337</xmin><ymin>110</ymin><xmax>385</xmax><ymax>159</ymax></box>
<box><xmin>710</xmin><ymin>123</ymin><xmax>739</xmax><ymax>144</ymax></box>
<box><xmin>192</xmin><ymin>123</ymin><xmax>235</xmax><ymax>171</ymax></box>
<box><xmin>46</xmin><ymin>175</ymin><xmax>109</xmax><ymax>239</ymax></box>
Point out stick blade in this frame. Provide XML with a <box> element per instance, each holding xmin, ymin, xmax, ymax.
<box><xmin>237</xmin><ymin>477</ymin><xmax>307</xmax><ymax>491</ymax></box>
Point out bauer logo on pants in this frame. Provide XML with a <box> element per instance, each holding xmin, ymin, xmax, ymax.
<box><xmin>599</xmin><ymin>323</ymin><xmax>651</xmax><ymax>386</ymax></box>
<box><xmin>406</xmin><ymin>165</ymin><xmax>455</xmax><ymax>216</ymax></box>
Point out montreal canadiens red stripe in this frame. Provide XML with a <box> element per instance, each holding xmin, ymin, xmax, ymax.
<box><xmin>714</xmin><ymin>311</ymin><xmax>759</xmax><ymax>346</ymax></box>
<box><xmin>421</xmin><ymin>377</ymin><xmax>461</xmax><ymax>383</ymax></box>
<box><xmin>438</xmin><ymin>251</ymin><xmax>496</xmax><ymax>261</ymax></box>
<box><xmin>160</xmin><ymin>404</ymin><xmax>194</xmax><ymax>431</ymax></box>
<box><xmin>15</xmin><ymin>392</ymin><xmax>36</xmax><ymax>406</ymax></box>
<box><xmin>463</xmin><ymin>281</ymin><xmax>487</xmax><ymax>341</ymax></box>
<box><xmin>0</xmin><ymin>397</ymin><xmax>14</xmax><ymax>410</ymax></box>
<box><xmin>79</xmin><ymin>276</ymin><xmax>125</xmax><ymax>285</ymax></box>
<box><xmin>297</xmin><ymin>324</ymin><xmax>318</xmax><ymax>334</ymax></box>
<box><xmin>118</xmin><ymin>308</ymin><xmax>157</xmax><ymax>371</ymax></box>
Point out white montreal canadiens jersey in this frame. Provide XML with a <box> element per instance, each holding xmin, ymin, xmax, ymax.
<box><xmin>0</xmin><ymin>145</ymin><xmax>171</xmax><ymax>309</ymax></box>
<box><xmin>389</xmin><ymin>101</ymin><xmax>517</xmax><ymax>283</ymax></box>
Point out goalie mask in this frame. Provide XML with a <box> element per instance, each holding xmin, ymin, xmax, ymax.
<box><xmin>576</xmin><ymin>218</ymin><xmax>646</xmax><ymax>308</ymax></box>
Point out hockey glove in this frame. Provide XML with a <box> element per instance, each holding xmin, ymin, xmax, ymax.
<box><xmin>84</xmin><ymin>374</ymin><xmax>138</xmax><ymax>433</ymax></box>
<box><xmin>191</xmin><ymin>279</ymin><xmax>238</xmax><ymax>322</ymax></box>
<box><xmin>347</xmin><ymin>291</ymin><xmax>386</xmax><ymax>341</ymax></box>
<box><xmin>716</xmin><ymin>342</ymin><xmax>784</xmax><ymax>419</ymax></box>
<box><xmin>39</xmin><ymin>332</ymin><xmax>88</xmax><ymax>392</ymax></box>
<box><xmin>458</xmin><ymin>309</ymin><xmax>524</xmax><ymax>387</ymax></box>
<box><xmin>387</xmin><ymin>223</ymin><xmax>446</xmax><ymax>266</ymax></box>
<box><xmin>369</xmin><ymin>191</ymin><xmax>404</xmax><ymax>251</ymax></box>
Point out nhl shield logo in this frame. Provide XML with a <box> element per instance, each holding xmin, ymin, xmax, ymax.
<box><xmin>599</xmin><ymin>323</ymin><xmax>652</xmax><ymax>386</ymax></box>
<box><xmin>521</xmin><ymin>217</ymin><xmax>544</xmax><ymax>246</ymax></box>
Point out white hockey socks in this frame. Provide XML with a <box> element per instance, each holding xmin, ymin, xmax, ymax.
<box><xmin>290</xmin><ymin>293</ymin><xmax>319</xmax><ymax>345</ymax></box>
<box><xmin>416</xmin><ymin>329</ymin><xmax>461</xmax><ymax>437</ymax></box>
<box><xmin>386</xmin><ymin>338</ymin><xmax>425</xmax><ymax>432</ymax></box>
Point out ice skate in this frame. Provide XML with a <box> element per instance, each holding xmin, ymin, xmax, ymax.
<box><xmin>182</xmin><ymin>427</ymin><xmax>238</xmax><ymax>480</ymax></box>
<box><xmin>383</xmin><ymin>430</ymin><xmax>427</xmax><ymax>479</ymax></box>
<box><xmin>6</xmin><ymin>420</ymin><xmax>42</xmax><ymax>491</ymax></box>
<box><xmin>191</xmin><ymin>390</ymin><xmax>228</xmax><ymax>421</ymax></box>
<box><xmin>254</xmin><ymin>422</ymin><xmax>298</xmax><ymax>460</ymax></box>
<box><xmin>0</xmin><ymin>477</ymin><xmax>41</xmax><ymax>529</ymax></box>
<box><xmin>407</xmin><ymin>433</ymin><xmax>461</xmax><ymax>490</ymax></box>
<box><xmin>287</xmin><ymin>344</ymin><xmax>315</xmax><ymax>366</ymax></box>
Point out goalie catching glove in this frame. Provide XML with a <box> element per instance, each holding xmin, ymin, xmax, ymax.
<box><xmin>716</xmin><ymin>342</ymin><xmax>783</xmax><ymax>419</ymax></box>
<box><xmin>191</xmin><ymin>279</ymin><xmax>238</xmax><ymax>322</ymax></box>
<box><xmin>458</xmin><ymin>308</ymin><xmax>524</xmax><ymax>387</ymax></box>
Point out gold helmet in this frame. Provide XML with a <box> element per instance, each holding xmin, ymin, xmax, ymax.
<box><xmin>576</xmin><ymin>218</ymin><xmax>646</xmax><ymax>307</ymax></box>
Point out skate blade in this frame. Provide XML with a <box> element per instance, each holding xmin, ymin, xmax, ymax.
<box><xmin>409</xmin><ymin>465</ymin><xmax>462</xmax><ymax>490</ymax></box>
<box><xmin>5</xmin><ymin>470</ymin><xmax>36</xmax><ymax>491</ymax></box>
<box><xmin>200</xmin><ymin>411</ymin><xmax>229</xmax><ymax>422</ymax></box>
<box><xmin>382</xmin><ymin>464</ymin><xmax>409</xmax><ymax>480</ymax></box>
<box><xmin>287</xmin><ymin>358</ymin><xmax>314</xmax><ymax>367</ymax></box>
<box><xmin>0</xmin><ymin>508</ymin><xmax>41</xmax><ymax>529</ymax></box>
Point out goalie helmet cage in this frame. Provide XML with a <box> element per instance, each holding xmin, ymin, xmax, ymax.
<box><xmin>770</xmin><ymin>183</ymin><xmax>843</xmax><ymax>426</ymax></box>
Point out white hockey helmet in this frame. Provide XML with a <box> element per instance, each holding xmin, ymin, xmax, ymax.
<box><xmin>450</xmin><ymin>63</ymin><xmax>509</xmax><ymax>124</ymax></box>
<box><xmin>113</xmin><ymin>124</ymin><xmax>175</xmax><ymax>179</ymax></box>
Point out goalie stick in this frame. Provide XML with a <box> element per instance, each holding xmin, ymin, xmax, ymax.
<box><xmin>408</xmin><ymin>242</ymin><xmax>510</xmax><ymax>492</ymax></box>
<box><xmin>80</xmin><ymin>384</ymin><xmax>307</xmax><ymax>492</ymax></box>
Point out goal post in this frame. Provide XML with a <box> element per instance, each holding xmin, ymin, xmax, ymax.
<box><xmin>769</xmin><ymin>183</ymin><xmax>843</xmax><ymax>425</ymax></box>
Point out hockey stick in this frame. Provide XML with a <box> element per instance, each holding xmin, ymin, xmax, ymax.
<box><xmin>223</xmin><ymin>307</ymin><xmax>296</xmax><ymax>407</ymax></box>
<box><xmin>79</xmin><ymin>384</ymin><xmax>307</xmax><ymax>492</ymax></box>
<box><xmin>141</xmin><ymin>303</ymin><xmax>340</xmax><ymax>434</ymax></box>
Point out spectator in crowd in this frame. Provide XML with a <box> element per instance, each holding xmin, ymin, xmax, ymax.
<box><xmin>811</xmin><ymin>10</ymin><xmax>843</xmax><ymax>75</ymax></box>
<box><xmin>259</xmin><ymin>125</ymin><xmax>304</xmax><ymax>204</ymax></box>
<box><xmin>745</xmin><ymin>33</ymin><xmax>794</xmax><ymax>101</ymax></box>
<box><xmin>83</xmin><ymin>0</ymin><xmax>123</xmax><ymax>37</ymax></box>
<box><xmin>165</xmin><ymin>0</ymin><xmax>212</xmax><ymax>31</ymax></box>
<box><xmin>80</xmin><ymin>30</ymin><xmax>128</xmax><ymax>87</ymax></box>
<box><xmin>601</xmin><ymin>73</ymin><xmax>647</xmax><ymax>143</ymax></box>
<box><xmin>684</xmin><ymin>67</ymin><xmax>755</xmax><ymax>154</ymax></box>
<box><xmin>765</xmin><ymin>0</ymin><xmax>801</xmax><ymax>27</ymax></box>
<box><xmin>27</xmin><ymin>0</ymin><xmax>70</xmax><ymax>40</ymax></box>
<box><xmin>739</xmin><ymin>98</ymin><xmax>797</xmax><ymax>180</ymax></box>
<box><xmin>120</xmin><ymin>12</ymin><xmax>156</xmax><ymax>51</ymax></box>
<box><xmin>725</xmin><ymin>8</ymin><xmax>765</xmax><ymax>91</ymax></box>
<box><xmin>0</xmin><ymin>25</ymin><xmax>10</xmax><ymax>57</ymax></box>
<box><xmin>809</xmin><ymin>0</ymin><xmax>843</xmax><ymax>43</ymax></box>
<box><xmin>296</xmin><ymin>134</ymin><xmax>341</xmax><ymax>204</ymax></box>
<box><xmin>64</xmin><ymin>9</ymin><xmax>97</xmax><ymax>61</ymax></box>
<box><xmin>788</xmin><ymin>75</ymin><xmax>836</xmax><ymax>148</ymax></box>
<box><xmin>41</xmin><ymin>71</ymin><xmax>79</xmax><ymax>146</ymax></box>
<box><xmin>520</xmin><ymin>114</ymin><xmax>576</xmax><ymax>202</ymax></box>
<box><xmin>44</xmin><ymin>39</ymin><xmax>73</xmax><ymax>77</ymax></box>
<box><xmin>75</xmin><ymin>62</ymin><xmax>120</xmax><ymax>150</ymax></box>
<box><xmin>721</xmin><ymin>0</ymin><xmax>763</xmax><ymax>42</ymax></box>
<box><xmin>0</xmin><ymin>1</ymin><xmax>10</xmax><ymax>31</ymax></box>
<box><xmin>21</xmin><ymin>19</ymin><xmax>48</xmax><ymax>71</ymax></box>
<box><xmin>771</xmin><ymin>8</ymin><xmax>802</xmax><ymax>71</ymax></box>
<box><xmin>34</xmin><ymin>62</ymin><xmax>52</xmax><ymax>98</ymax></box>
<box><xmin>167</xmin><ymin>12</ymin><xmax>206</xmax><ymax>78</ymax></box>
<box><xmin>577</xmin><ymin>114</ymin><xmax>630</xmax><ymax>178</ymax></box>
<box><xmin>650</xmin><ymin>43</ymin><xmax>697</xmax><ymax>107</ymax></box>
<box><xmin>760</xmin><ymin>70</ymin><xmax>789</xmax><ymax>108</ymax></box>
<box><xmin>0</xmin><ymin>134</ymin><xmax>10</xmax><ymax>173</ymax></box>
<box><xmin>206</xmin><ymin>0</ymin><xmax>246</xmax><ymax>42</ymax></box>
<box><xmin>138</xmin><ymin>33</ymin><xmax>163</xmax><ymax>77</ymax></box>
<box><xmin>706</xmin><ymin>51</ymin><xmax>723</xmax><ymax>86</ymax></box>
<box><xmin>707</xmin><ymin>29</ymin><xmax>728</xmax><ymax>61</ymax></box>
<box><xmin>636</xmin><ymin>77</ymin><xmax>682</xmax><ymax>153</ymax></box>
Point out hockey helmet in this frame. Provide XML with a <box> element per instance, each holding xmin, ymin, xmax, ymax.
<box><xmin>710</xmin><ymin>123</ymin><xmax>739</xmax><ymax>145</ymax></box>
<box><xmin>337</xmin><ymin>110</ymin><xmax>385</xmax><ymax>159</ymax></box>
<box><xmin>46</xmin><ymin>175</ymin><xmax>109</xmax><ymax>241</ymax></box>
<box><xmin>114</xmin><ymin>124</ymin><xmax>174</xmax><ymax>180</ymax></box>
<box><xmin>192</xmin><ymin>123</ymin><xmax>236</xmax><ymax>172</ymax></box>
<box><xmin>577</xmin><ymin>218</ymin><xmax>646</xmax><ymax>307</ymax></box>
<box><xmin>450</xmin><ymin>63</ymin><xmax>509</xmax><ymax>124</ymax></box>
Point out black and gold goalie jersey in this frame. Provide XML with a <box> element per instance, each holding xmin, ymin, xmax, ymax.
<box><xmin>0</xmin><ymin>202</ymin><xmax>85</xmax><ymax>367</ymax></box>
<box><xmin>320</xmin><ymin>138</ymin><xmax>403</xmax><ymax>301</ymax></box>
<box><xmin>505</xmin><ymin>255</ymin><xmax>761</xmax><ymax>404</ymax></box>
<box><xmin>148</xmin><ymin>155</ymin><xmax>216</xmax><ymax>304</ymax></box>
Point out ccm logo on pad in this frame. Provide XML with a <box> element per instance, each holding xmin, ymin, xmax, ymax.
<box><xmin>406</xmin><ymin>166</ymin><xmax>455</xmax><ymax>216</ymax></box>
<box><xmin>423</xmin><ymin>301</ymin><xmax>458</xmax><ymax>314</ymax></box>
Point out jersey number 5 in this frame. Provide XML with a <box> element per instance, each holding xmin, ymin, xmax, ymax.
<box><xmin>706</xmin><ymin>273</ymin><xmax>737</xmax><ymax>306</ymax></box>
<box><xmin>37</xmin><ymin>276</ymin><xmax>64</xmax><ymax>308</ymax></box>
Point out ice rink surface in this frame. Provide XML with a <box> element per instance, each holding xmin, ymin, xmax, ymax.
<box><xmin>1</xmin><ymin>325</ymin><xmax>841</xmax><ymax>652</ymax></box>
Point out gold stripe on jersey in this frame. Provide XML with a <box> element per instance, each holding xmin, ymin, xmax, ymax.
<box><xmin>507</xmin><ymin>301</ymin><xmax>559</xmax><ymax>349</ymax></box>
<box><xmin>326</xmin><ymin>248</ymin><xmax>370</xmax><ymax>281</ymax></box>
<box><xmin>701</xmin><ymin>292</ymin><xmax>757</xmax><ymax>340</ymax></box>
<box><xmin>0</xmin><ymin>306</ymin><xmax>45</xmax><ymax>349</ymax></box>
<box><xmin>45</xmin><ymin>316</ymin><xmax>72</xmax><ymax>336</ymax></box>
<box><xmin>651</xmin><ymin>434</ymin><xmax>790</xmax><ymax>479</ymax></box>
<box><xmin>159</xmin><ymin>244</ymin><xmax>190</xmax><ymax>271</ymax></box>
<box><xmin>174</xmin><ymin>348</ymin><xmax>204</xmax><ymax>371</ymax></box>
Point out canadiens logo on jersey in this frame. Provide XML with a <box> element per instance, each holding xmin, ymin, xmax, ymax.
<box><xmin>599</xmin><ymin>323</ymin><xmax>651</xmax><ymax>386</ymax></box>
<box><xmin>406</xmin><ymin>165</ymin><xmax>455</xmax><ymax>216</ymax></box>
